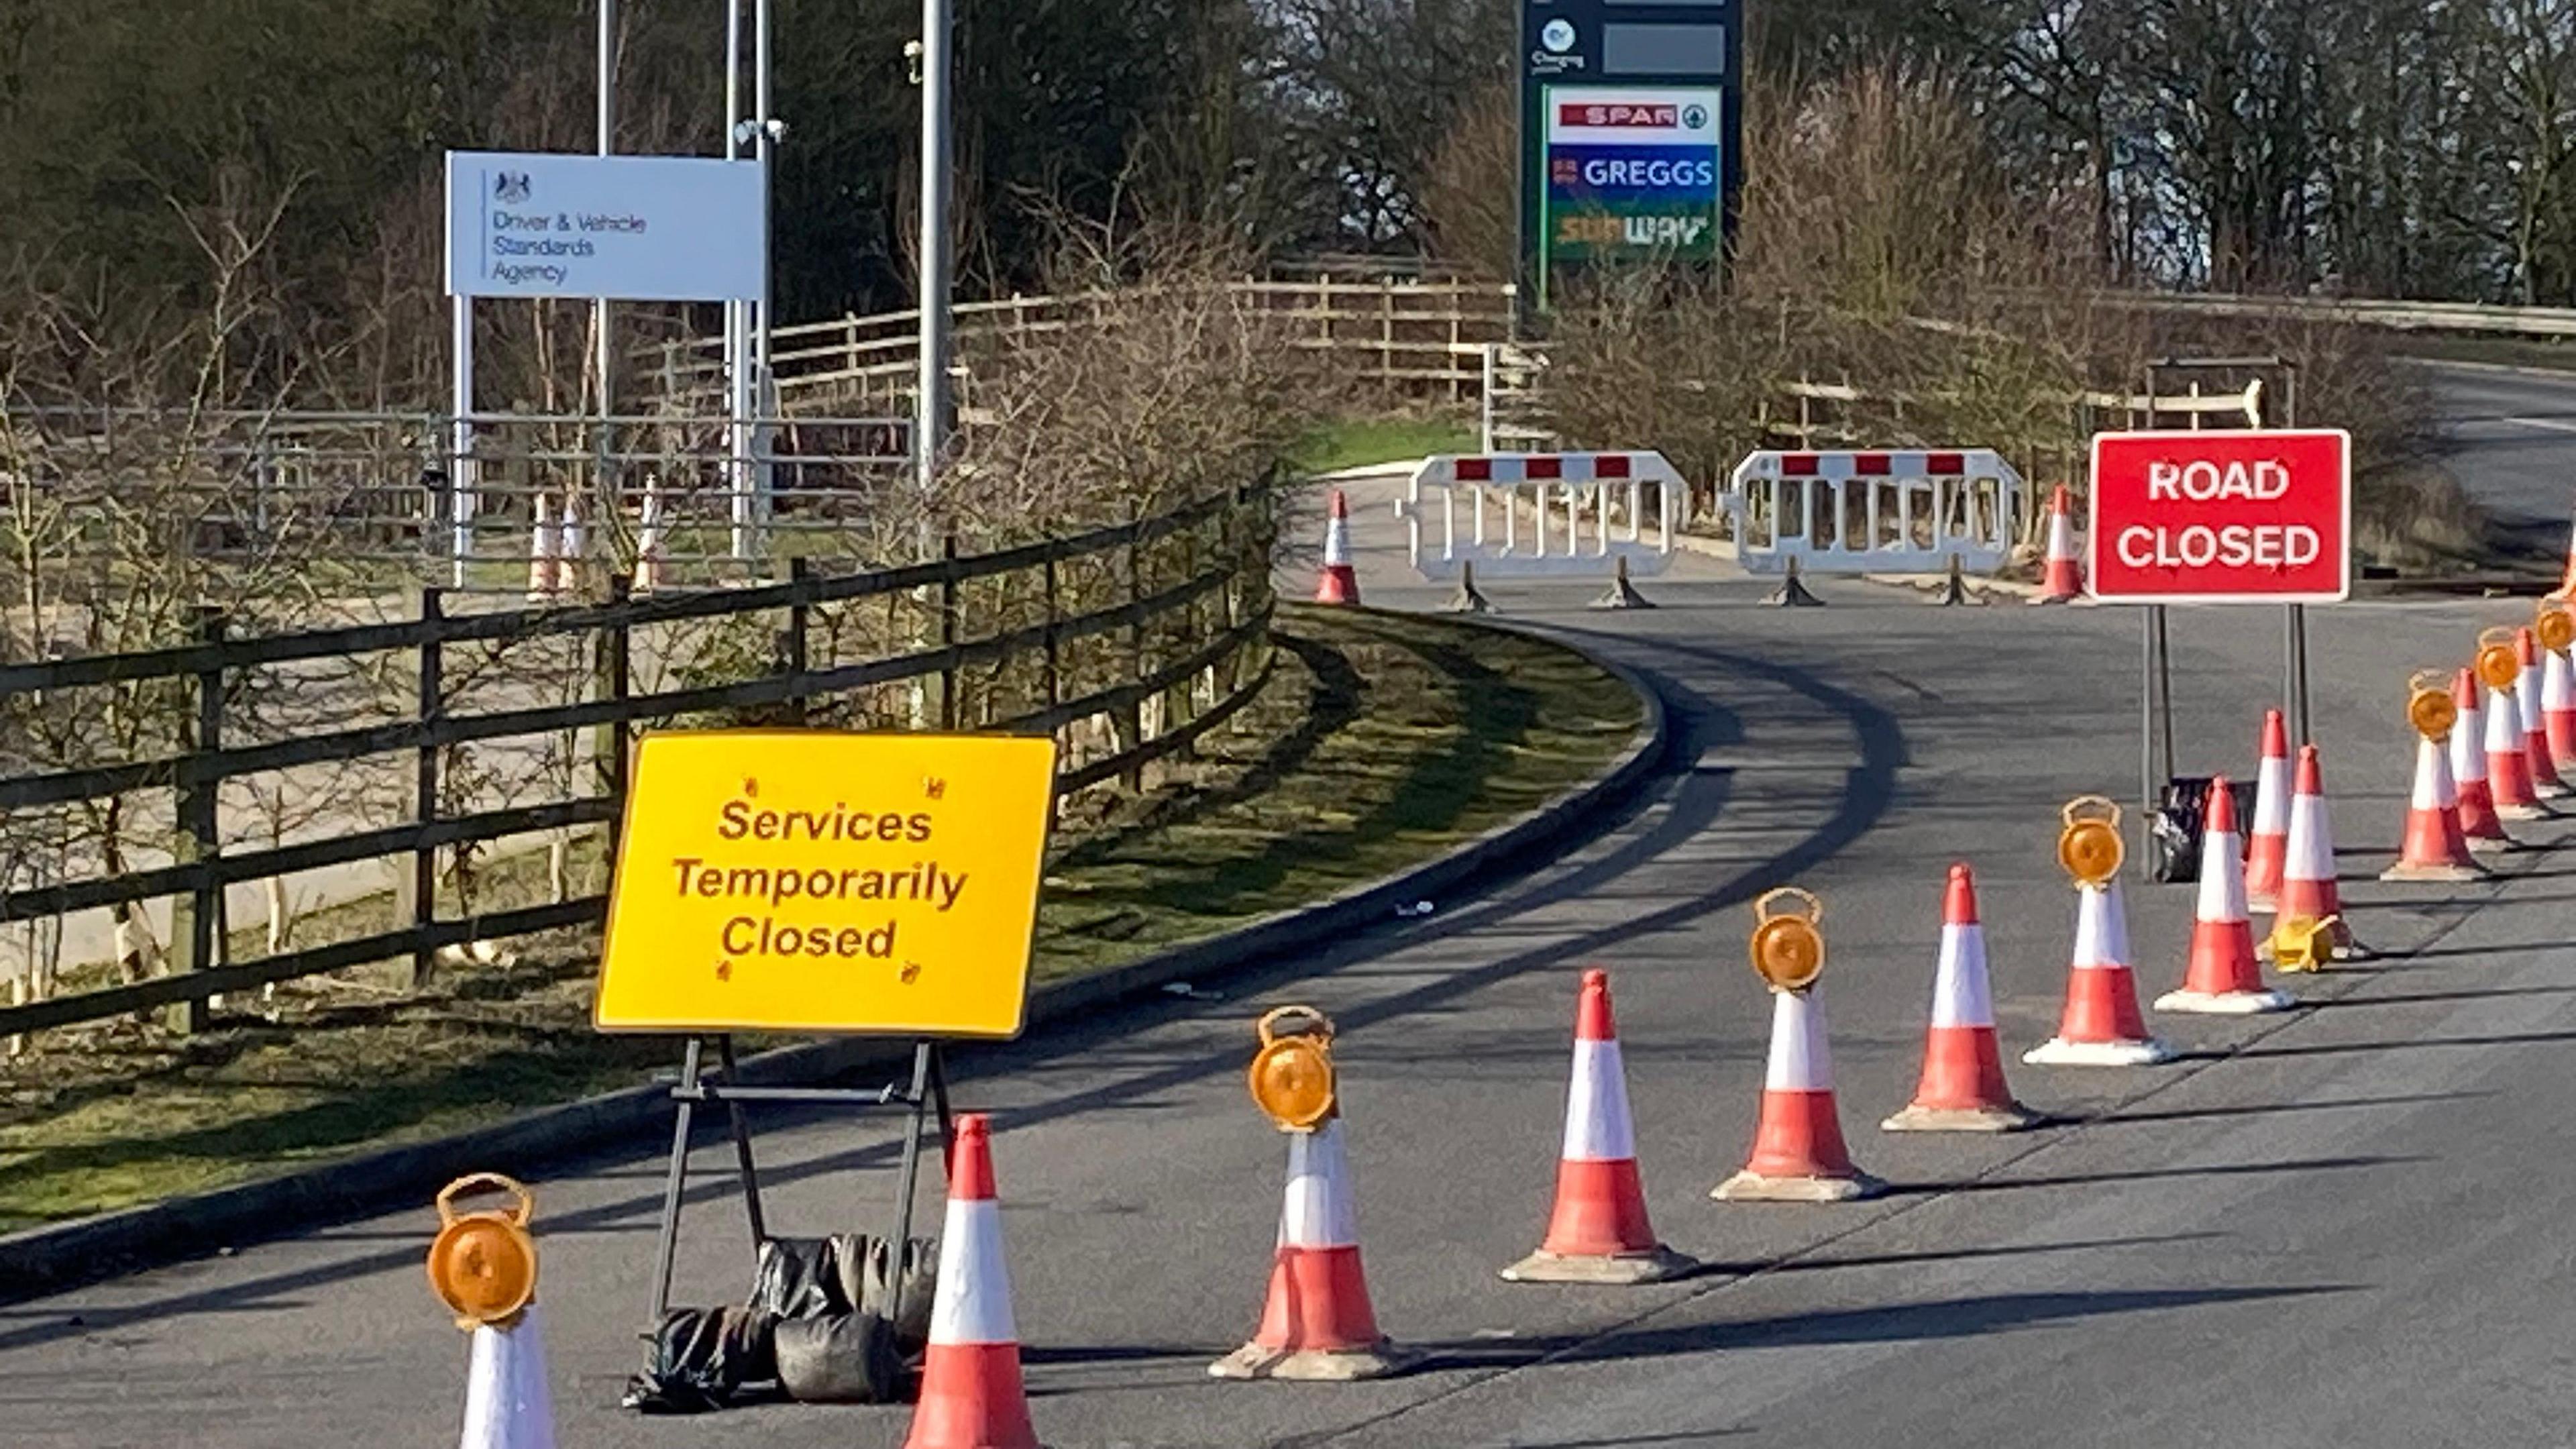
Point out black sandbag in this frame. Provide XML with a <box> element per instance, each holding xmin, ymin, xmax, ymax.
<box><xmin>621</xmin><ymin>1305</ymin><xmax>780</xmax><ymax>1413</ymax></box>
<box><xmin>773</xmin><ymin>1310</ymin><xmax>906</xmax><ymax>1403</ymax></box>
<box><xmin>855</xmin><ymin>1234</ymin><xmax>940</xmax><ymax>1354</ymax></box>
<box><xmin>750</xmin><ymin>1237</ymin><xmax>855</xmax><ymax>1320</ymax></box>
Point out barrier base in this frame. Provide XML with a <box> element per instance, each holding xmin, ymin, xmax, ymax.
<box><xmin>1592</xmin><ymin>573</ymin><xmax>1654</xmax><ymax>610</ymax></box>
<box><xmin>1446</xmin><ymin>562</ymin><xmax>1493</xmax><ymax>615</ymax></box>
<box><xmin>2153</xmin><ymin>987</ymin><xmax>2296</xmax><ymax>1015</ymax></box>
<box><xmin>1763</xmin><ymin>572</ymin><xmax>1825</xmax><ymax>608</ymax></box>
<box><xmin>1711</xmin><ymin>1169</ymin><xmax>1884</xmax><ymax>1203</ymax></box>
<box><xmin>1880</xmin><ymin>1102</ymin><xmax>2045</xmax><ymax>1133</ymax></box>
<box><xmin>1933</xmin><ymin>568</ymin><xmax>1977</xmax><ymax>607</ymax></box>
<box><xmin>2379</xmin><ymin>861</ymin><xmax>2488</xmax><ymax>883</ymax></box>
<box><xmin>2023</xmin><ymin>1036</ymin><xmax>2174</xmax><ymax>1068</ymax></box>
<box><xmin>1209</xmin><ymin>1340</ymin><xmax>1416</xmax><ymax>1382</ymax></box>
<box><xmin>1499</xmin><ymin>1244</ymin><xmax>1695</xmax><ymax>1285</ymax></box>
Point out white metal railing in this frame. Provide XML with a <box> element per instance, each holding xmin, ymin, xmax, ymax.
<box><xmin>1396</xmin><ymin>451</ymin><xmax>1678</xmax><ymax>581</ymax></box>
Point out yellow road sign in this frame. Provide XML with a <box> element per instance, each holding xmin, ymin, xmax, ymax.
<box><xmin>594</xmin><ymin>730</ymin><xmax>1057</xmax><ymax>1038</ymax></box>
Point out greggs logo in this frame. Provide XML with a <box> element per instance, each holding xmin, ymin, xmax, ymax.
<box><xmin>1560</xmin><ymin>103</ymin><xmax>1678</xmax><ymax>129</ymax></box>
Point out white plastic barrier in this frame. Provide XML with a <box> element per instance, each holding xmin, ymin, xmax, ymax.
<box><xmin>1395</xmin><ymin>451</ymin><xmax>1679</xmax><ymax>582</ymax></box>
<box><xmin>1726</xmin><ymin>448</ymin><xmax>2027</xmax><ymax>575</ymax></box>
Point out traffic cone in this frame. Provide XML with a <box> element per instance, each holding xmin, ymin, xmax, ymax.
<box><xmin>2033</xmin><ymin>485</ymin><xmax>2084</xmax><ymax>602</ymax></box>
<box><xmin>2244</xmin><ymin>710</ymin><xmax>2292</xmax><ymax>909</ymax></box>
<box><xmin>1212</xmin><ymin>1116</ymin><xmax>1409</xmax><ymax>1380</ymax></box>
<box><xmin>1882</xmin><ymin>864</ymin><xmax>2043</xmax><ymax>1130</ymax></box>
<box><xmin>2154</xmin><ymin>777</ymin><xmax>2296</xmax><ymax>1014</ymax></box>
<box><xmin>2383</xmin><ymin>733</ymin><xmax>2489</xmax><ymax>883</ymax></box>
<box><xmin>525</xmin><ymin>493</ymin><xmax>561</xmax><ymax>600</ymax></box>
<box><xmin>2270</xmin><ymin>745</ymin><xmax>2360</xmax><ymax>959</ymax></box>
<box><xmin>2518</xmin><ymin>629</ymin><xmax>2567</xmax><ymax>797</ymax></box>
<box><xmin>1501</xmin><ymin>970</ymin><xmax>1693</xmax><ymax>1284</ymax></box>
<box><xmin>2026</xmin><ymin>877</ymin><xmax>2171</xmax><ymax>1066</ymax></box>
<box><xmin>459</xmin><ymin>1307</ymin><xmax>556</xmax><ymax>1449</ymax></box>
<box><xmin>2452</xmin><ymin>669</ymin><xmax>2513</xmax><ymax>850</ymax></box>
<box><xmin>1714</xmin><ymin>986</ymin><xmax>1883</xmax><ymax>1201</ymax></box>
<box><xmin>633</xmin><ymin>474</ymin><xmax>667</xmax><ymax>593</ymax></box>
<box><xmin>2486</xmin><ymin>674</ymin><xmax>2548</xmax><ymax>820</ymax></box>
<box><xmin>1313</xmin><ymin>490</ymin><xmax>1361</xmax><ymax>606</ymax></box>
<box><xmin>2547</xmin><ymin>637</ymin><xmax>2576</xmax><ymax>773</ymax></box>
<box><xmin>906</xmin><ymin>1114</ymin><xmax>1040</xmax><ymax>1449</ymax></box>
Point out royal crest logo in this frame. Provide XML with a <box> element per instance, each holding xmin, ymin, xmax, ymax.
<box><xmin>493</xmin><ymin>171</ymin><xmax>533</xmax><ymax>205</ymax></box>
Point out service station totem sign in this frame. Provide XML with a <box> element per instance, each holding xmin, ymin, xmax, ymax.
<box><xmin>594</xmin><ymin>731</ymin><xmax>1057</xmax><ymax>1039</ymax></box>
<box><xmin>1519</xmin><ymin>0</ymin><xmax>1741</xmax><ymax>311</ymax></box>
<box><xmin>2087</xmin><ymin>429</ymin><xmax>2353</xmax><ymax>604</ymax></box>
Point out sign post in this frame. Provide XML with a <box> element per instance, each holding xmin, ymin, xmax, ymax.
<box><xmin>594</xmin><ymin>729</ymin><xmax>1057</xmax><ymax>1326</ymax></box>
<box><xmin>2088</xmin><ymin>426</ymin><xmax>2351</xmax><ymax>870</ymax></box>
<box><xmin>1517</xmin><ymin>0</ymin><xmax>1741</xmax><ymax>319</ymax></box>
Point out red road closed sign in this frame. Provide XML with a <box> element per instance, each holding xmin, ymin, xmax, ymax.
<box><xmin>2087</xmin><ymin>429</ymin><xmax>2351</xmax><ymax>603</ymax></box>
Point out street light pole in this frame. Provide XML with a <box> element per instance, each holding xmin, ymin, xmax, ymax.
<box><xmin>596</xmin><ymin>0</ymin><xmax>616</xmax><ymax>500</ymax></box>
<box><xmin>915</xmin><ymin>0</ymin><xmax>953</xmax><ymax>532</ymax></box>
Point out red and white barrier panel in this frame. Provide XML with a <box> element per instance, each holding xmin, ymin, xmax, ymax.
<box><xmin>1396</xmin><ymin>452</ymin><xmax>1678</xmax><ymax>582</ymax></box>
<box><xmin>1725</xmin><ymin>449</ymin><xmax>2027</xmax><ymax>576</ymax></box>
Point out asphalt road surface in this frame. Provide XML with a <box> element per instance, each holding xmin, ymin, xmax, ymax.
<box><xmin>9</xmin><ymin>450</ymin><xmax>2576</xmax><ymax>1448</ymax></box>
<box><xmin>2416</xmin><ymin>358</ymin><xmax>2576</xmax><ymax>564</ymax></box>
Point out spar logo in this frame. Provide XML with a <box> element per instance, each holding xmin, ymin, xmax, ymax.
<box><xmin>1560</xmin><ymin>102</ymin><xmax>1678</xmax><ymax>129</ymax></box>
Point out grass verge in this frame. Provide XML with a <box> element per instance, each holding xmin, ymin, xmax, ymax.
<box><xmin>0</xmin><ymin>605</ymin><xmax>1641</xmax><ymax>1232</ymax></box>
<box><xmin>1291</xmin><ymin>414</ymin><xmax>1478</xmax><ymax>476</ymax></box>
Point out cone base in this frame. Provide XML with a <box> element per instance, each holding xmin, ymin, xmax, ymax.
<box><xmin>1711</xmin><ymin>1168</ymin><xmax>1884</xmax><ymax>1203</ymax></box>
<box><xmin>2496</xmin><ymin>801</ymin><xmax>2551</xmax><ymax>821</ymax></box>
<box><xmin>2154</xmin><ymin>987</ymin><xmax>2296</xmax><ymax>1015</ymax></box>
<box><xmin>1880</xmin><ymin>1101</ymin><xmax>2046</xmax><ymax>1133</ymax></box>
<box><xmin>2379</xmin><ymin>860</ymin><xmax>2489</xmax><ymax>883</ymax></box>
<box><xmin>1210</xmin><ymin>1340</ymin><xmax>1415</xmax><ymax>1381</ymax></box>
<box><xmin>2023</xmin><ymin>1036</ymin><xmax>2174</xmax><ymax>1067</ymax></box>
<box><xmin>2466</xmin><ymin>833</ymin><xmax>2518</xmax><ymax>854</ymax></box>
<box><xmin>2245</xmin><ymin>889</ymin><xmax>2278</xmax><ymax>912</ymax></box>
<box><xmin>2537</xmin><ymin>779</ymin><xmax>2569</xmax><ymax>800</ymax></box>
<box><xmin>1499</xmin><ymin>1243</ymin><xmax>1695</xmax><ymax>1285</ymax></box>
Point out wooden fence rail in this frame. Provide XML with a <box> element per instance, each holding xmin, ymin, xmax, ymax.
<box><xmin>0</xmin><ymin>480</ymin><xmax>1279</xmax><ymax>1041</ymax></box>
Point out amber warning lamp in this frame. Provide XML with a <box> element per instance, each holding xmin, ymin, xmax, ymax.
<box><xmin>2057</xmin><ymin>796</ymin><xmax>2125</xmax><ymax>887</ymax></box>
<box><xmin>2268</xmin><ymin>914</ymin><xmax>2342</xmax><ymax>974</ymax></box>
<box><xmin>1247</xmin><ymin>1005</ymin><xmax>1338</xmax><ymax>1130</ymax></box>
<box><xmin>1748</xmin><ymin>888</ymin><xmax>1825</xmax><ymax>992</ymax></box>
<box><xmin>427</xmin><ymin>1173</ymin><xmax>539</xmax><ymax>1330</ymax></box>
<box><xmin>2407</xmin><ymin>670</ymin><xmax>2457</xmax><ymax>743</ymax></box>
<box><xmin>2477</xmin><ymin>627</ymin><xmax>2521</xmax><ymax>692</ymax></box>
<box><xmin>2539</xmin><ymin>601</ymin><xmax>2576</xmax><ymax>655</ymax></box>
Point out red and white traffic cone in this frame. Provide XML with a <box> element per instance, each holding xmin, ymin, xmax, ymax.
<box><xmin>1884</xmin><ymin>865</ymin><xmax>2043</xmax><ymax>1130</ymax></box>
<box><xmin>2453</xmin><ymin>669</ymin><xmax>2513</xmax><ymax>850</ymax></box>
<box><xmin>459</xmin><ymin>1306</ymin><xmax>555</xmax><ymax>1449</ymax></box>
<box><xmin>1313</xmin><ymin>490</ymin><xmax>1362</xmax><ymax>606</ymax></box>
<box><xmin>1714</xmin><ymin>985</ymin><xmax>1883</xmax><ymax>1201</ymax></box>
<box><xmin>905</xmin><ymin>1114</ymin><xmax>1040</xmax><ymax>1449</ymax></box>
<box><xmin>2487</xmin><ymin>673</ymin><xmax>2548</xmax><ymax>820</ymax></box>
<box><xmin>2244</xmin><ymin>709</ymin><xmax>2293</xmax><ymax>909</ymax></box>
<box><xmin>2547</xmin><ymin>635</ymin><xmax>2576</xmax><ymax>773</ymax></box>
<box><xmin>525</xmin><ymin>492</ymin><xmax>561</xmax><ymax>600</ymax></box>
<box><xmin>2383</xmin><ymin>733</ymin><xmax>2488</xmax><ymax>883</ymax></box>
<box><xmin>2155</xmin><ymin>777</ymin><xmax>2296</xmax><ymax>1014</ymax></box>
<box><xmin>633</xmin><ymin>474</ymin><xmax>667</xmax><ymax>594</ymax></box>
<box><xmin>1502</xmin><ymin>970</ymin><xmax>1693</xmax><ymax>1284</ymax></box>
<box><xmin>2033</xmin><ymin>485</ymin><xmax>2084</xmax><ymax>603</ymax></box>
<box><xmin>2027</xmin><ymin>877</ymin><xmax>2170</xmax><ymax>1066</ymax></box>
<box><xmin>1212</xmin><ymin>1116</ymin><xmax>1409</xmax><ymax>1380</ymax></box>
<box><xmin>2270</xmin><ymin>745</ymin><xmax>2360</xmax><ymax>959</ymax></box>
<box><xmin>2518</xmin><ymin>629</ymin><xmax>2567</xmax><ymax>798</ymax></box>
